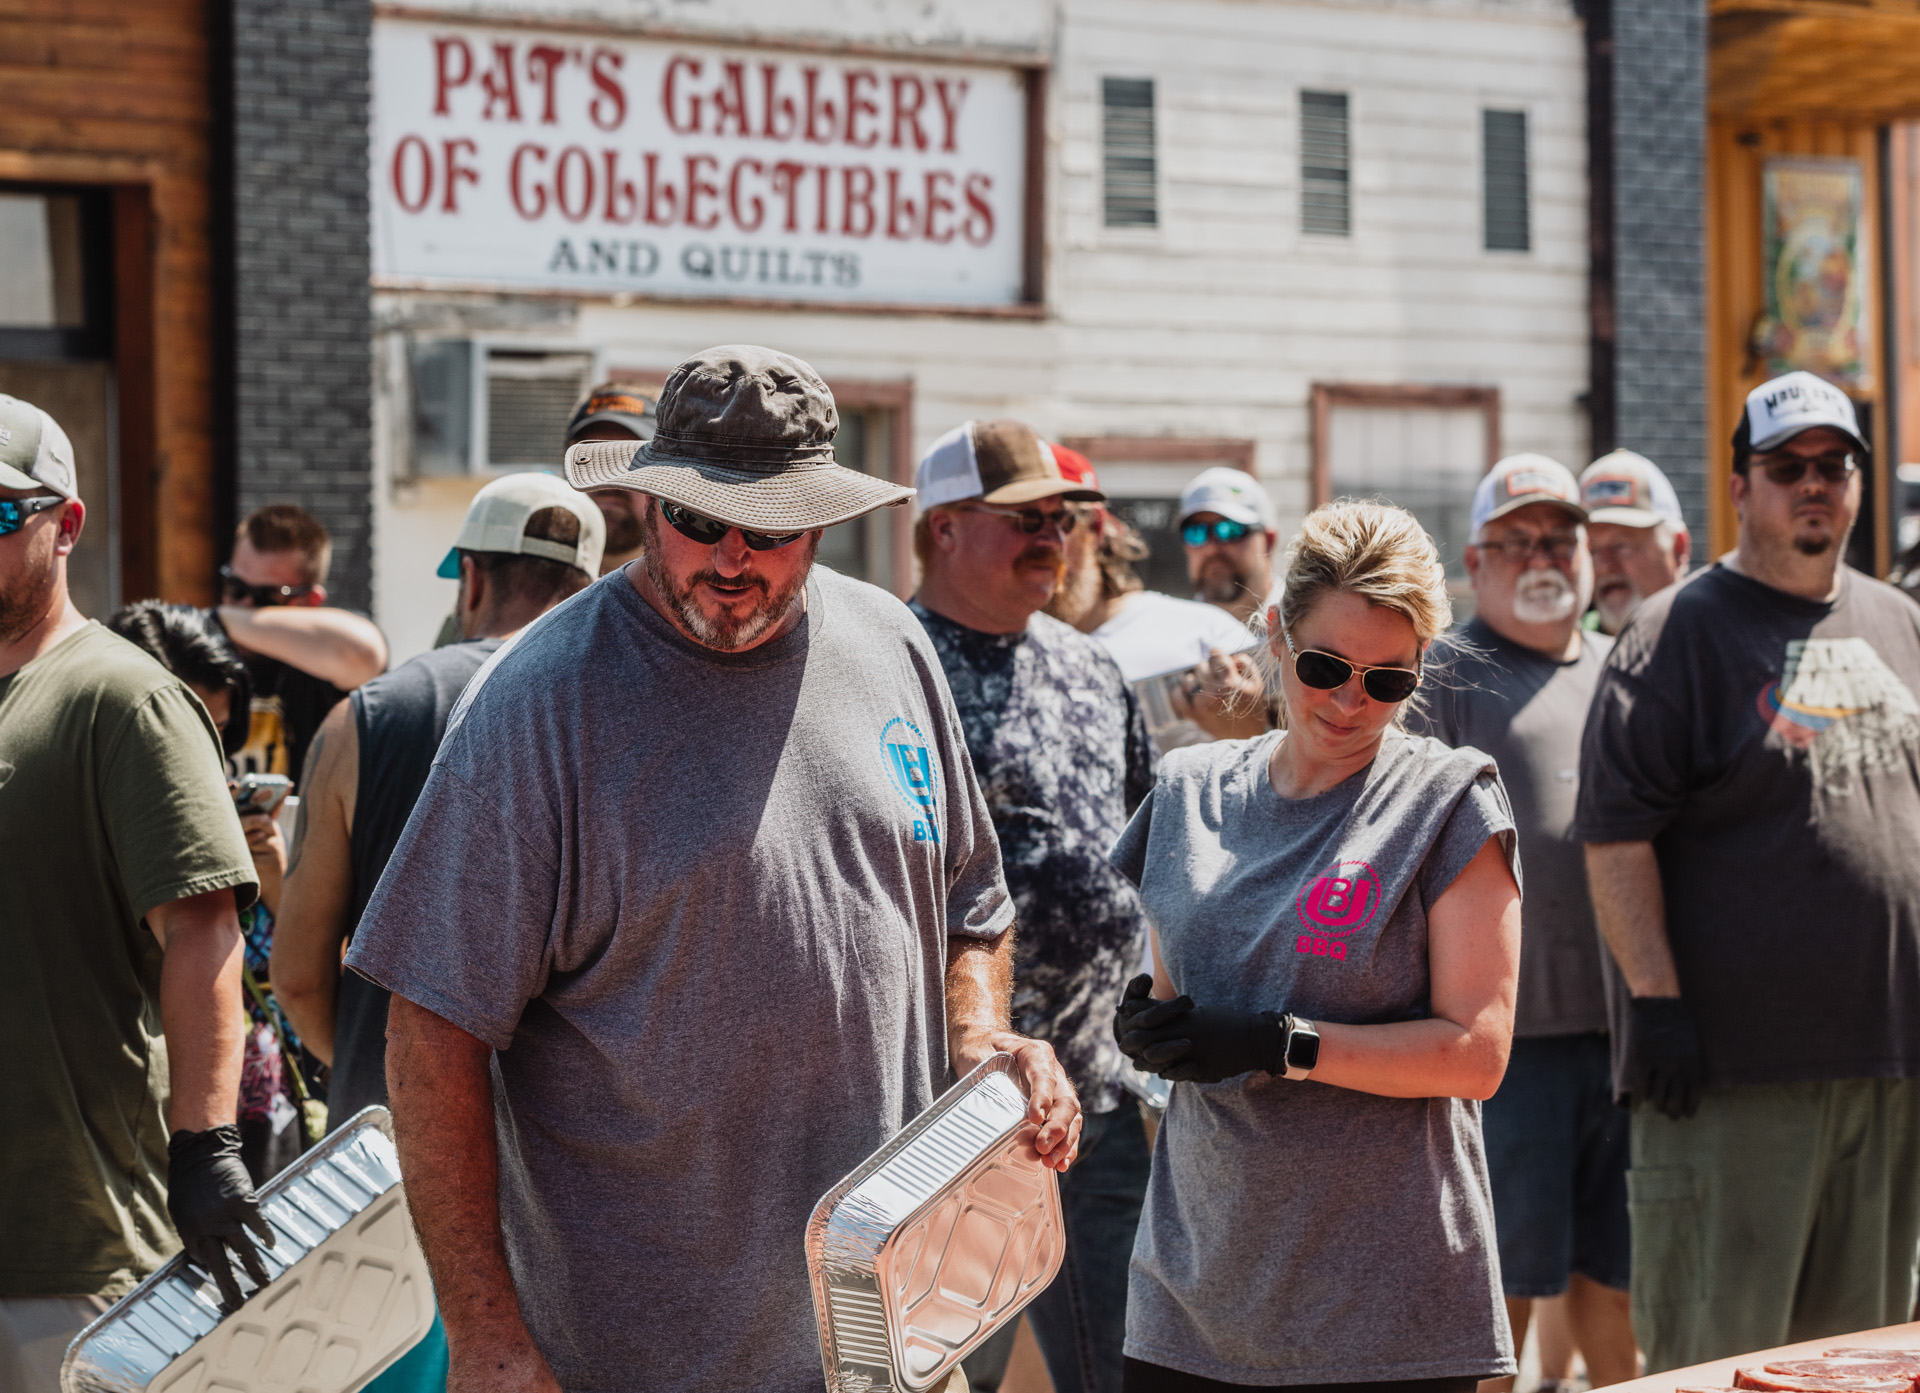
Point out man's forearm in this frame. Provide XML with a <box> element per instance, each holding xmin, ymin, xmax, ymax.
<box><xmin>152</xmin><ymin>890</ymin><xmax>247</xmax><ymax>1133</ymax></box>
<box><xmin>386</xmin><ymin>997</ymin><xmax>550</xmax><ymax>1381</ymax></box>
<box><xmin>944</xmin><ymin>929</ymin><xmax>1014</xmax><ymax>1073</ymax></box>
<box><xmin>1585</xmin><ymin>840</ymin><xmax>1682</xmax><ymax>996</ymax></box>
<box><xmin>218</xmin><ymin>605</ymin><xmax>387</xmax><ymax>689</ymax></box>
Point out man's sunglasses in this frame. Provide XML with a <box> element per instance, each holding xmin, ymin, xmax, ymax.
<box><xmin>1753</xmin><ymin>452</ymin><xmax>1857</xmax><ymax>487</ymax></box>
<box><xmin>218</xmin><ymin>565</ymin><xmax>316</xmax><ymax>607</ymax></box>
<box><xmin>1182</xmin><ymin>518</ymin><xmax>1253</xmax><ymax>547</ymax></box>
<box><xmin>1471</xmin><ymin>534</ymin><xmax>1581</xmax><ymax>565</ymax></box>
<box><xmin>1283</xmin><ymin>627</ymin><xmax>1421</xmax><ymax>704</ymax></box>
<box><xmin>0</xmin><ymin>494</ymin><xmax>64</xmax><ymax>538</ymax></box>
<box><xmin>958</xmin><ymin>502</ymin><xmax>1084</xmax><ymax>535</ymax></box>
<box><xmin>659</xmin><ymin>499</ymin><xmax>802</xmax><ymax>551</ymax></box>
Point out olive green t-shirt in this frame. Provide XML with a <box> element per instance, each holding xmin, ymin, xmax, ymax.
<box><xmin>0</xmin><ymin>622</ymin><xmax>258</xmax><ymax>1298</ymax></box>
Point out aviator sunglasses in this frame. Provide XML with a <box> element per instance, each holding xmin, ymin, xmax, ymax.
<box><xmin>1282</xmin><ymin>627</ymin><xmax>1422</xmax><ymax>704</ymax></box>
<box><xmin>1182</xmin><ymin>518</ymin><xmax>1253</xmax><ymax>547</ymax></box>
<box><xmin>0</xmin><ymin>494</ymin><xmax>64</xmax><ymax>538</ymax></box>
<box><xmin>658</xmin><ymin>499</ymin><xmax>802</xmax><ymax>551</ymax></box>
<box><xmin>218</xmin><ymin>565</ymin><xmax>316</xmax><ymax>607</ymax></box>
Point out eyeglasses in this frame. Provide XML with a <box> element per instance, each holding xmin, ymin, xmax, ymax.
<box><xmin>218</xmin><ymin>565</ymin><xmax>316</xmax><ymax>607</ymax></box>
<box><xmin>1471</xmin><ymin>534</ymin><xmax>1581</xmax><ymax>565</ymax></box>
<box><xmin>1753</xmin><ymin>452</ymin><xmax>1857</xmax><ymax>487</ymax></box>
<box><xmin>658</xmin><ymin>499</ymin><xmax>802</xmax><ymax>551</ymax></box>
<box><xmin>957</xmin><ymin>502</ymin><xmax>1084</xmax><ymax>535</ymax></box>
<box><xmin>0</xmin><ymin>494</ymin><xmax>64</xmax><ymax>538</ymax></box>
<box><xmin>1282</xmin><ymin>627</ymin><xmax>1421</xmax><ymax>704</ymax></box>
<box><xmin>1182</xmin><ymin>518</ymin><xmax>1253</xmax><ymax>547</ymax></box>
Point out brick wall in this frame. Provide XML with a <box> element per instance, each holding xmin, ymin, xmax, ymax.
<box><xmin>229</xmin><ymin>0</ymin><xmax>375</xmax><ymax>610</ymax></box>
<box><xmin>1610</xmin><ymin>0</ymin><xmax>1710</xmax><ymax>543</ymax></box>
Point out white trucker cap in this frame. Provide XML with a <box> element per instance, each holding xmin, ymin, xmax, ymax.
<box><xmin>437</xmin><ymin>473</ymin><xmax>606</xmax><ymax>580</ymax></box>
<box><xmin>1737</xmin><ymin>371</ymin><xmax>1868</xmax><ymax>456</ymax></box>
<box><xmin>1580</xmin><ymin>450</ymin><xmax>1687</xmax><ymax>531</ymax></box>
<box><xmin>0</xmin><ymin>395</ymin><xmax>77</xmax><ymax>499</ymax></box>
<box><xmin>1178</xmin><ymin>466</ymin><xmax>1276</xmax><ymax>531</ymax></box>
<box><xmin>1470</xmin><ymin>454</ymin><xmax>1586</xmax><ymax>535</ymax></box>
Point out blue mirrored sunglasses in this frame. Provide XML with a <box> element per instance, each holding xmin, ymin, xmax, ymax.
<box><xmin>1181</xmin><ymin>518</ymin><xmax>1253</xmax><ymax>547</ymax></box>
<box><xmin>0</xmin><ymin>495</ymin><xmax>65</xmax><ymax>538</ymax></box>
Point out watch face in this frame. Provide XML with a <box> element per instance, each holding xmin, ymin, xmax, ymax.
<box><xmin>1287</xmin><ymin>1029</ymin><xmax>1320</xmax><ymax>1073</ymax></box>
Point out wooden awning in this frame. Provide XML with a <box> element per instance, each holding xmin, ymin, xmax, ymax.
<box><xmin>1714</xmin><ymin>0</ymin><xmax>1920</xmax><ymax>120</ymax></box>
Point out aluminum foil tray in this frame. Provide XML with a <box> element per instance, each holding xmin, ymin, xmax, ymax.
<box><xmin>63</xmin><ymin>1108</ymin><xmax>435</xmax><ymax>1393</ymax></box>
<box><xmin>807</xmin><ymin>1053</ymin><xmax>1065</xmax><ymax>1393</ymax></box>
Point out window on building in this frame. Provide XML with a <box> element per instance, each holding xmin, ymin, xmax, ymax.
<box><xmin>1483</xmin><ymin>109</ymin><xmax>1530</xmax><ymax>252</ymax></box>
<box><xmin>1102</xmin><ymin>77</ymin><xmax>1158</xmax><ymax>228</ymax></box>
<box><xmin>1300</xmin><ymin>91</ymin><xmax>1351</xmax><ymax>237</ymax></box>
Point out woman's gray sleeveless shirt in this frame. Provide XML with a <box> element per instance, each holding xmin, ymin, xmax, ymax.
<box><xmin>1109</xmin><ymin>728</ymin><xmax>1521</xmax><ymax>1386</ymax></box>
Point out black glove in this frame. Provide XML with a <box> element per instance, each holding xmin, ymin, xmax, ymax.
<box><xmin>1624</xmin><ymin>996</ymin><xmax>1707</xmax><ymax>1121</ymax></box>
<box><xmin>167</xmin><ymin>1125</ymin><xmax>275</xmax><ymax>1310</ymax></box>
<box><xmin>1112</xmin><ymin>973</ymin><xmax>1162</xmax><ymax>1064</ymax></box>
<box><xmin>1118</xmin><ymin>993</ymin><xmax>1287</xmax><ymax>1084</ymax></box>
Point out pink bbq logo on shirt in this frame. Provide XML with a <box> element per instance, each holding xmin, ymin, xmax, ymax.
<box><xmin>1294</xmin><ymin>859</ymin><xmax>1381</xmax><ymax>961</ymax></box>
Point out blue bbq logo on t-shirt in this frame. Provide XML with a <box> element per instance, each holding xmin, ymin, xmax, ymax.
<box><xmin>880</xmin><ymin>716</ymin><xmax>941</xmax><ymax>843</ymax></box>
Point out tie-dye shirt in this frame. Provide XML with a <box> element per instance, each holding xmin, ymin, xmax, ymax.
<box><xmin>911</xmin><ymin>603</ymin><xmax>1155</xmax><ymax>1112</ymax></box>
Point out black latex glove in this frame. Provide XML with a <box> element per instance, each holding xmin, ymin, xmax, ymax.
<box><xmin>1624</xmin><ymin>996</ymin><xmax>1707</xmax><ymax>1121</ymax></box>
<box><xmin>1112</xmin><ymin>974</ymin><xmax>1163</xmax><ymax>1066</ymax></box>
<box><xmin>167</xmin><ymin>1125</ymin><xmax>274</xmax><ymax>1310</ymax></box>
<box><xmin>1119</xmin><ymin>996</ymin><xmax>1287</xmax><ymax>1084</ymax></box>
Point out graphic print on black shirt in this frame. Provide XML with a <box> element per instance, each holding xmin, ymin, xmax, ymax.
<box><xmin>911</xmin><ymin>602</ymin><xmax>1156</xmax><ymax>1113</ymax></box>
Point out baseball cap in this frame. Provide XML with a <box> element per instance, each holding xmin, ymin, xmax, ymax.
<box><xmin>566</xmin><ymin>382</ymin><xmax>656</xmax><ymax>445</ymax></box>
<box><xmin>436</xmin><ymin>472</ymin><xmax>606</xmax><ymax>580</ymax></box>
<box><xmin>1178</xmin><ymin>466</ymin><xmax>1275</xmax><ymax>531</ymax></box>
<box><xmin>0</xmin><ymin>395</ymin><xmax>77</xmax><ymax>499</ymax></box>
<box><xmin>1047</xmin><ymin>443</ymin><xmax>1100</xmax><ymax>494</ymax></box>
<box><xmin>1580</xmin><ymin>450</ymin><xmax>1687</xmax><ymax>531</ymax></box>
<box><xmin>567</xmin><ymin>345</ymin><xmax>911</xmax><ymax>532</ymax></box>
<box><xmin>1470</xmin><ymin>454</ymin><xmax>1586</xmax><ymax>535</ymax></box>
<box><xmin>1735</xmin><ymin>370</ymin><xmax>1868</xmax><ymax>458</ymax></box>
<box><xmin>915</xmin><ymin>421</ymin><xmax>1105</xmax><ymax>508</ymax></box>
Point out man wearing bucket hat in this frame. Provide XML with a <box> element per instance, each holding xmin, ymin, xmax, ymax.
<box><xmin>1</xmin><ymin>395</ymin><xmax>268</xmax><ymax>1384</ymax></box>
<box><xmin>348</xmin><ymin>346</ymin><xmax>1081</xmax><ymax>1393</ymax></box>
<box><xmin>1578</xmin><ymin>450</ymin><xmax>1691</xmax><ymax>636</ymax></box>
<box><xmin>1578</xmin><ymin>370</ymin><xmax>1920</xmax><ymax>1368</ymax></box>
<box><xmin>273</xmin><ymin>473</ymin><xmax>603</xmax><ymax>1133</ymax></box>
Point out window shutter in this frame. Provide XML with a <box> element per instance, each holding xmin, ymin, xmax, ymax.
<box><xmin>1102</xmin><ymin>77</ymin><xmax>1158</xmax><ymax>228</ymax></box>
<box><xmin>1482</xmin><ymin>109</ymin><xmax>1530</xmax><ymax>251</ymax></box>
<box><xmin>1300</xmin><ymin>91</ymin><xmax>1350</xmax><ymax>236</ymax></box>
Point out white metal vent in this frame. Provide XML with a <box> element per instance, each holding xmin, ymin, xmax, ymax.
<box><xmin>485</xmin><ymin>350</ymin><xmax>593</xmax><ymax>471</ymax></box>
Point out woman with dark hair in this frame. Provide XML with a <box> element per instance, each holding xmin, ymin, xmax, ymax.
<box><xmin>107</xmin><ymin>600</ymin><xmax>311</xmax><ymax>1181</ymax></box>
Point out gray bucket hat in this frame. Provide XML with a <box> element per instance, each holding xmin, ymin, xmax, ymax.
<box><xmin>565</xmin><ymin>344</ymin><xmax>913</xmax><ymax>532</ymax></box>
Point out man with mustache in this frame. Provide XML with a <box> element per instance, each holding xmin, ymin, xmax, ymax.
<box><xmin>345</xmin><ymin>349</ymin><xmax>1081</xmax><ymax>1393</ymax></box>
<box><xmin>1577</xmin><ymin>372</ymin><xmax>1920</xmax><ymax>1370</ymax></box>
<box><xmin>910</xmin><ymin>421</ymin><xmax>1153</xmax><ymax>1393</ymax></box>
<box><xmin>1578</xmin><ymin>450</ymin><xmax>1691</xmax><ymax>636</ymax></box>
<box><xmin>1408</xmin><ymin>455</ymin><xmax>1638</xmax><ymax>1392</ymax></box>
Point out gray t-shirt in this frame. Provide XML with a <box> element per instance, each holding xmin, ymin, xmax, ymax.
<box><xmin>346</xmin><ymin>567</ymin><xmax>1012</xmax><ymax>1393</ymax></box>
<box><xmin>1409</xmin><ymin>617</ymin><xmax>1612</xmax><ymax>1036</ymax></box>
<box><xmin>1110</xmin><ymin>729</ymin><xmax>1520</xmax><ymax>1385</ymax></box>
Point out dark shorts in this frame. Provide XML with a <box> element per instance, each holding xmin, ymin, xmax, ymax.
<box><xmin>1481</xmin><ymin>1032</ymin><xmax>1631</xmax><ymax>1297</ymax></box>
<box><xmin>1122</xmin><ymin>1362</ymin><xmax>1476</xmax><ymax>1393</ymax></box>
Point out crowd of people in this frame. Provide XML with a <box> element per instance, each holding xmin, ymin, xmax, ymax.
<box><xmin>3</xmin><ymin>350</ymin><xmax>1918</xmax><ymax>1393</ymax></box>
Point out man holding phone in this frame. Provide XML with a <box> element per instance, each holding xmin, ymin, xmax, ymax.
<box><xmin>0</xmin><ymin>397</ymin><xmax>269</xmax><ymax>1391</ymax></box>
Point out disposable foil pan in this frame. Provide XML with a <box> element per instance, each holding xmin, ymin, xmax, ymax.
<box><xmin>807</xmin><ymin>1053</ymin><xmax>1065</xmax><ymax>1393</ymax></box>
<box><xmin>63</xmin><ymin>1108</ymin><xmax>435</xmax><ymax>1393</ymax></box>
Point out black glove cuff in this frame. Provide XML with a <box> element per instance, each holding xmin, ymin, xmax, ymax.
<box><xmin>1258</xmin><ymin>1011</ymin><xmax>1292</xmax><ymax>1076</ymax></box>
<box><xmin>169</xmin><ymin>1124</ymin><xmax>246</xmax><ymax>1165</ymax></box>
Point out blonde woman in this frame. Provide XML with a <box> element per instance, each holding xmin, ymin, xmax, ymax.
<box><xmin>1109</xmin><ymin>501</ymin><xmax>1524</xmax><ymax>1393</ymax></box>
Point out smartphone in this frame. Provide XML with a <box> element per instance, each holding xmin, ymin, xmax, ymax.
<box><xmin>232</xmin><ymin>773</ymin><xmax>293</xmax><ymax>817</ymax></box>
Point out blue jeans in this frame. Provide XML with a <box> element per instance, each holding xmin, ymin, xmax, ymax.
<box><xmin>965</xmin><ymin>1103</ymin><xmax>1152</xmax><ymax>1393</ymax></box>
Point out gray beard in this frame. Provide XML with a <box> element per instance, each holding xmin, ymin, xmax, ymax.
<box><xmin>641</xmin><ymin>510</ymin><xmax>816</xmax><ymax>651</ymax></box>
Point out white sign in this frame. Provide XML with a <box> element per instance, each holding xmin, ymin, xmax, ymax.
<box><xmin>371</xmin><ymin>18</ymin><xmax>1033</xmax><ymax>306</ymax></box>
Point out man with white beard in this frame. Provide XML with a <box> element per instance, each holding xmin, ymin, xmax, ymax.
<box><xmin>1407</xmin><ymin>454</ymin><xmax>1639</xmax><ymax>1393</ymax></box>
<box><xmin>1579</xmin><ymin>450</ymin><xmax>1691</xmax><ymax>636</ymax></box>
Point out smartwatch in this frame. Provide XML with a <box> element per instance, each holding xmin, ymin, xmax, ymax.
<box><xmin>1281</xmin><ymin>1015</ymin><xmax>1321</xmax><ymax>1081</ymax></box>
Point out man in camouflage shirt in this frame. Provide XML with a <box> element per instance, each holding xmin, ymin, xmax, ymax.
<box><xmin>910</xmin><ymin>419</ymin><xmax>1153</xmax><ymax>1393</ymax></box>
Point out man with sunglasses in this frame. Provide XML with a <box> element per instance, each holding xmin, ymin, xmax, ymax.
<box><xmin>1</xmin><ymin>396</ymin><xmax>270</xmax><ymax>1388</ymax></box>
<box><xmin>217</xmin><ymin>505</ymin><xmax>387</xmax><ymax>783</ymax></box>
<box><xmin>1178</xmin><ymin>466</ymin><xmax>1282</xmax><ymax>629</ymax></box>
<box><xmin>910</xmin><ymin>420</ymin><xmax>1153</xmax><ymax>1393</ymax></box>
<box><xmin>1407</xmin><ymin>455</ymin><xmax>1637</xmax><ymax>1392</ymax></box>
<box><xmin>344</xmin><ymin>347</ymin><xmax>1080</xmax><ymax>1393</ymax></box>
<box><xmin>1577</xmin><ymin>371</ymin><xmax>1920</xmax><ymax>1370</ymax></box>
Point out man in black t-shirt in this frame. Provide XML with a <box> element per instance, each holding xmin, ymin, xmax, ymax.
<box><xmin>1576</xmin><ymin>372</ymin><xmax>1920</xmax><ymax>1370</ymax></box>
<box><xmin>216</xmin><ymin>505</ymin><xmax>387</xmax><ymax>783</ymax></box>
